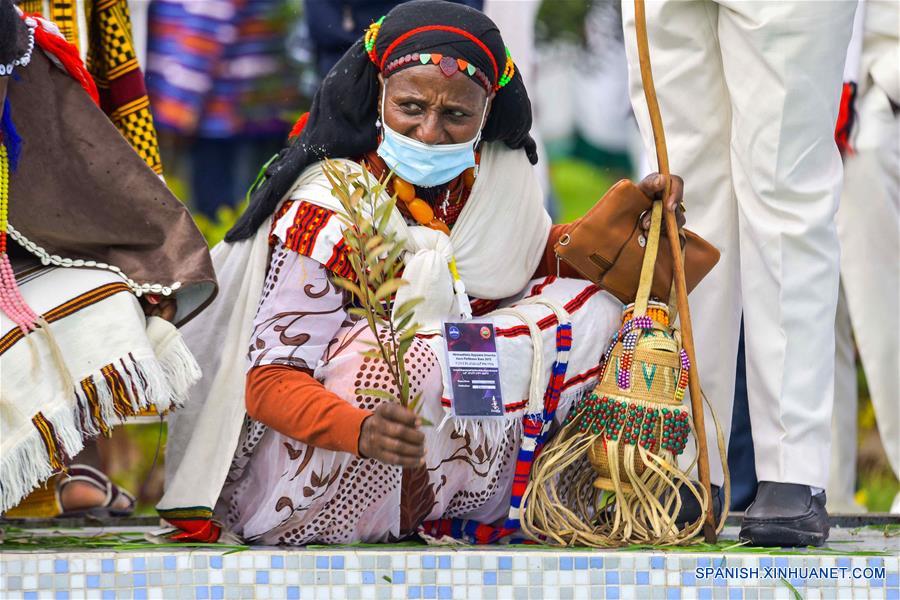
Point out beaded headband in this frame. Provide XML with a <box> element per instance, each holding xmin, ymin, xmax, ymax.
<box><xmin>364</xmin><ymin>16</ymin><xmax>515</xmax><ymax>93</ymax></box>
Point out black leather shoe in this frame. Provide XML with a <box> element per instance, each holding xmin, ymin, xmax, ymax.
<box><xmin>740</xmin><ymin>482</ymin><xmax>829</xmax><ymax>547</ymax></box>
<box><xmin>673</xmin><ymin>482</ymin><xmax>723</xmax><ymax>527</ymax></box>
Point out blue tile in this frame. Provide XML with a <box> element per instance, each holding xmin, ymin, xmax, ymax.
<box><xmin>101</xmin><ymin>559</ymin><xmax>115</xmax><ymax>573</ymax></box>
<box><xmin>498</xmin><ymin>557</ymin><xmax>512</xmax><ymax>570</ymax></box>
<box><xmin>887</xmin><ymin>573</ymin><xmax>899</xmax><ymax>587</ymax></box>
<box><xmin>210</xmin><ymin>556</ymin><xmax>222</xmax><ymax>569</ymax></box>
<box><xmin>422</xmin><ymin>556</ymin><xmax>436</xmax><ymax>569</ymax></box>
<box><xmin>775</xmin><ymin>558</ymin><xmax>789</xmax><ymax>569</ymax></box>
<box><xmin>134</xmin><ymin>574</ymin><xmax>147</xmax><ymax>587</ymax></box>
<box><xmin>286</xmin><ymin>587</ymin><xmax>300</xmax><ymax>600</ymax></box>
<box><xmin>87</xmin><ymin>575</ymin><xmax>100</xmax><ymax>588</ymax></box>
<box><xmin>682</xmin><ymin>572</ymin><xmax>695</xmax><ymax>586</ymax></box>
<box><xmin>667</xmin><ymin>590</ymin><xmax>681</xmax><ymax>600</ymax></box>
<box><xmin>164</xmin><ymin>556</ymin><xmax>177</xmax><ymax>570</ymax></box>
<box><xmin>714</xmin><ymin>578</ymin><xmax>726</xmax><ymax>587</ymax></box>
<box><xmin>132</xmin><ymin>557</ymin><xmax>146</xmax><ymax>571</ymax></box>
<box><xmin>408</xmin><ymin>587</ymin><xmax>421</xmax><ymax>600</ymax></box>
<box><xmin>55</xmin><ymin>593</ymin><xmax>69</xmax><ymax>600</ymax></box>
<box><xmin>424</xmin><ymin>586</ymin><xmax>437</xmax><ymax>600</ymax></box>
<box><xmin>212</xmin><ymin>587</ymin><xmax>226</xmax><ymax>600</ymax></box>
<box><xmin>759</xmin><ymin>558</ymin><xmax>772</xmax><ymax>569</ymax></box>
<box><xmin>574</xmin><ymin>557</ymin><xmax>588</xmax><ymax>570</ymax></box>
<box><xmin>590</xmin><ymin>557</ymin><xmax>603</xmax><ymax>569</ymax></box>
<box><xmin>134</xmin><ymin>590</ymin><xmax>147</xmax><ymax>600</ymax></box>
<box><xmin>393</xmin><ymin>570</ymin><xmax>406</xmax><ymax>584</ymax></box>
<box><xmin>256</xmin><ymin>571</ymin><xmax>269</xmax><ymax>585</ymax></box>
<box><xmin>560</xmin><ymin>557</ymin><xmax>573</xmax><ymax>571</ymax></box>
<box><xmin>316</xmin><ymin>556</ymin><xmax>329</xmax><ymax>569</ymax></box>
<box><xmin>271</xmin><ymin>556</ymin><xmax>284</xmax><ymax>569</ymax></box>
<box><xmin>696</xmin><ymin>558</ymin><xmax>710</xmax><ymax>568</ymax></box>
<box><xmin>24</xmin><ymin>594</ymin><xmax>37</xmax><ymax>600</ymax></box>
<box><xmin>650</xmin><ymin>557</ymin><xmax>664</xmax><ymax>570</ymax></box>
<box><xmin>729</xmin><ymin>589</ymin><xmax>742</xmax><ymax>600</ymax></box>
<box><xmin>438</xmin><ymin>587</ymin><xmax>452</xmax><ymax>600</ymax></box>
<box><xmin>636</xmin><ymin>572</ymin><xmax>649</xmax><ymax>585</ymax></box>
<box><xmin>54</xmin><ymin>560</ymin><xmax>68</xmax><ymax>574</ymax></box>
<box><xmin>102</xmin><ymin>592</ymin><xmax>115</xmax><ymax>600</ymax></box>
<box><xmin>438</xmin><ymin>556</ymin><xmax>451</xmax><ymax>569</ymax></box>
<box><xmin>483</xmin><ymin>572</ymin><xmax>497</xmax><ymax>585</ymax></box>
<box><xmin>886</xmin><ymin>590</ymin><xmax>899</xmax><ymax>600</ymax></box>
<box><xmin>607</xmin><ymin>588</ymin><xmax>620</xmax><ymax>600</ymax></box>
<box><xmin>873</xmin><ymin>579</ymin><xmax>884</xmax><ymax>588</ymax></box>
<box><xmin>606</xmin><ymin>571</ymin><xmax>619</xmax><ymax>585</ymax></box>
<box><xmin>869</xmin><ymin>558</ymin><xmax>884</xmax><ymax>567</ymax></box>
<box><xmin>699</xmin><ymin>590</ymin><xmax>712</xmax><ymax>600</ymax></box>
<box><xmin>362</xmin><ymin>571</ymin><xmax>375</xmax><ymax>584</ymax></box>
<box><xmin>837</xmin><ymin>558</ymin><xmax>851</xmax><ymax>569</ymax></box>
<box><xmin>790</xmin><ymin>579</ymin><xmax>802</xmax><ymax>589</ymax></box>
<box><xmin>332</xmin><ymin>556</ymin><xmax>344</xmax><ymax>569</ymax></box>
<box><xmin>196</xmin><ymin>587</ymin><xmax>209</xmax><ymax>600</ymax></box>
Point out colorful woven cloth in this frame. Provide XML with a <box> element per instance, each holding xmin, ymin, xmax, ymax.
<box><xmin>146</xmin><ymin>0</ymin><xmax>299</xmax><ymax>138</ymax></box>
<box><xmin>18</xmin><ymin>0</ymin><xmax>163</xmax><ymax>174</ymax></box>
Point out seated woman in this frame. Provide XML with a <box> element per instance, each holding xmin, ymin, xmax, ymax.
<box><xmin>159</xmin><ymin>0</ymin><xmax>684</xmax><ymax>545</ymax></box>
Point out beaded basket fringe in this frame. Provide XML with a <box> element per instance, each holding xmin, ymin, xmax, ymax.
<box><xmin>520</xmin><ymin>309</ymin><xmax>709</xmax><ymax>547</ymax></box>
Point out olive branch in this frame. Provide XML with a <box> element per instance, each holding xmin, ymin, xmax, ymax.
<box><xmin>321</xmin><ymin>160</ymin><xmax>428</xmax><ymax>421</ymax></box>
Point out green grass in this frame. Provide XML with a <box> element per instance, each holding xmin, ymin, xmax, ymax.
<box><xmin>550</xmin><ymin>158</ymin><xmax>620</xmax><ymax>224</ymax></box>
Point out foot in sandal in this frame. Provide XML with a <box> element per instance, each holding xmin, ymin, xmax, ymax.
<box><xmin>56</xmin><ymin>465</ymin><xmax>136</xmax><ymax>519</ymax></box>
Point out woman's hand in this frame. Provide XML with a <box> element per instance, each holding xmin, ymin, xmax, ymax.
<box><xmin>140</xmin><ymin>295</ymin><xmax>177</xmax><ymax>322</ymax></box>
<box><xmin>359</xmin><ymin>402</ymin><xmax>426</xmax><ymax>467</ymax></box>
<box><xmin>637</xmin><ymin>173</ymin><xmax>686</xmax><ymax>234</ymax></box>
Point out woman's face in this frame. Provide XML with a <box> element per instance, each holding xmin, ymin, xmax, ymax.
<box><xmin>379</xmin><ymin>65</ymin><xmax>493</xmax><ymax>145</ymax></box>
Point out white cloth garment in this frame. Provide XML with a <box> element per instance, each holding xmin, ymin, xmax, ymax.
<box><xmin>160</xmin><ymin>142</ymin><xmax>553</xmax><ymax>517</ymax></box>
<box><xmin>828</xmin><ymin>0</ymin><xmax>900</xmax><ymax>514</ymax></box>
<box><xmin>623</xmin><ymin>0</ymin><xmax>857</xmax><ymax>488</ymax></box>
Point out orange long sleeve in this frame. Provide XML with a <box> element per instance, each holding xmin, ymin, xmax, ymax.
<box><xmin>245</xmin><ymin>365</ymin><xmax>372</xmax><ymax>456</ymax></box>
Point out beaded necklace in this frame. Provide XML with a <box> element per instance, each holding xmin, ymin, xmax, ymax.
<box><xmin>0</xmin><ymin>144</ymin><xmax>39</xmax><ymax>333</ymax></box>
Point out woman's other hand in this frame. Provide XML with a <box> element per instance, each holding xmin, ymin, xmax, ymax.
<box><xmin>140</xmin><ymin>295</ymin><xmax>177</xmax><ymax>322</ymax></box>
<box><xmin>359</xmin><ymin>402</ymin><xmax>426</xmax><ymax>467</ymax></box>
<box><xmin>638</xmin><ymin>173</ymin><xmax>686</xmax><ymax>234</ymax></box>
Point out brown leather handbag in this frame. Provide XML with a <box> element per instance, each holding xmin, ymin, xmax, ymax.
<box><xmin>554</xmin><ymin>179</ymin><xmax>719</xmax><ymax>304</ymax></box>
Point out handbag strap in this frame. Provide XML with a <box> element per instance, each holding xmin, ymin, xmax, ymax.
<box><xmin>632</xmin><ymin>0</ymin><xmax>671</xmax><ymax>318</ymax></box>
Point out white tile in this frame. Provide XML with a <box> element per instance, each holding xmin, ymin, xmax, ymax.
<box><xmin>148</xmin><ymin>589</ymin><xmax>164</xmax><ymax>600</ymax></box>
<box><xmin>346</xmin><ymin>571</ymin><xmax>361</xmax><ymax>585</ymax></box>
<box><xmin>239</xmin><ymin>569</ymin><xmax>254</xmax><ymax>584</ymax></box>
<box><xmin>437</xmin><ymin>571</ymin><xmax>451</xmax><ymax>584</ymax></box>
<box><xmin>392</xmin><ymin>555</ymin><xmax>404</xmax><ymax>569</ymax></box>
<box><xmin>2</xmin><ymin>561</ymin><xmax>22</xmax><ymax>575</ymax></box>
<box><xmin>467</xmin><ymin>570</ymin><xmax>481</xmax><ymax>585</ymax></box>
<box><xmin>513</xmin><ymin>570</ymin><xmax>528</xmax><ymax>586</ymax></box>
<box><xmin>805</xmin><ymin>590</ymin><xmax>821</xmax><ymax>600</ymax></box>
<box><xmin>270</xmin><ymin>586</ymin><xmax>286</xmax><ymax>598</ymax></box>
<box><xmin>271</xmin><ymin>570</ymin><xmax>284</xmax><ymax>585</ymax></box>
<box><xmin>635</xmin><ymin>557</ymin><xmax>650</xmax><ymax>569</ymax></box>
<box><xmin>666</xmin><ymin>557</ymin><xmax>679</xmax><ymax>570</ymax></box>
<box><xmin>620</xmin><ymin>557</ymin><xmax>634</xmax><ymax>569</ymax></box>
<box><xmin>238</xmin><ymin>554</ymin><xmax>254</xmax><ymax>569</ymax></box>
<box><xmin>224</xmin><ymin>555</ymin><xmax>241</xmax><ymax>569</ymax></box>
<box><xmin>574</xmin><ymin>586</ymin><xmax>590</xmax><ymax>600</ymax></box>
<box><xmin>361</xmin><ymin>586</ymin><xmax>375</xmax><ymax>600</ymax></box>
<box><xmin>23</xmin><ymin>575</ymin><xmax>37</xmax><ymax>589</ymax></box>
<box><xmin>651</xmin><ymin>571</ymin><xmax>664</xmax><ymax>585</ymax></box>
<box><xmin>285</xmin><ymin>570</ymin><xmax>299</xmax><ymax>585</ymax></box>
<box><xmin>116</xmin><ymin>558</ymin><xmax>130</xmax><ymax>572</ymax></box>
<box><xmin>391</xmin><ymin>587</ymin><xmax>404</xmax><ymax>600</ymax></box>
<box><xmin>86</xmin><ymin>591</ymin><xmax>102</xmax><ymax>600</ymax></box>
<box><xmin>621</xmin><ymin>586</ymin><xmax>636</xmax><ymax>600</ymax></box>
<box><xmin>209</xmin><ymin>571</ymin><xmax>223</xmax><ymax>584</ymax></box>
<box><xmin>513</xmin><ymin>557</ymin><xmax>528</xmax><ymax>571</ymax></box>
<box><xmin>682</xmin><ymin>589</ymin><xmax>697</xmax><ymax>600</ymax></box>
<box><xmin>545</xmin><ymin>572</ymin><xmax>559</xmax><ymax>586</ymax></box>
<box><xmin>176</xmin><ymin>555</ymin><xmax>190</xmax><ymax>569</ymax></box>
<box><xmin>254</xmin><ymin>555</ymin><xmax>270</xmax><ymax>569</ymax></box>
<box><xmin>666</xmin><ymin>572</ymin><xmax>679</xmax><ymax>586</ymax></box>
<box><xmin>774</xmin><ymin>588</ymin><xmax>789</xmax><ymax>600</ymax></box>
<box><xmin>23</xmin><ymin>561</ymin><xmax>37</xmax><ymax>575</ymax></box>
<box><xmin>453</xmin><ymin>570</ymin><xmax>466</xmax><ymax>585</ymax></box>
<box><xmin>483</xmin><ymin>556</ymin><xmax>498</xmax><ymax>570</ymax></box>
<box><xmin>256</xmin><ymin>585</ymin><xmax>271</xmax><ymax>599</ymax></box>
<box><xmin>332</xmin><ymin>588</ymin><xmax>347</xmax><ymax>600</ymax></box>
<box><xmin>574</xmin><ymin>571</ymin><xmax>589</xmax><ymax>585</ymax></box>
<box><xmin>466</xmin><ymin>586</ymin><xmax>483</xmax><ymax>600</ymax></box>
<box><xmin>70</xmin><ymin>559</ymin><xmax>84</xmax><ymax>573</ymax></box>
<box><xmin>38</xmin><ymin>560</ymin><xmax>53</xmax><ymax>574</ymax></box>
<box><xmin>71</xmin><ymin>574</ymin><xmax>84</xmax><ymax>587</ymax></box>
<box><xmin>407</xmin><ymin>571</ymin><xmax>421</xmax><ymax>585</ymax></box>
<box><xmin>452</xmin><ymin>555</ymin><xmax>465</xmax><ymax>569</ymax></box>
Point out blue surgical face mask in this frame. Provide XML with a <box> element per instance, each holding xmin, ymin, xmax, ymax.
<box><xmin>376</xmin><ymin>82</ymin><xmax>489</xmax><ymax>188</ymax></box>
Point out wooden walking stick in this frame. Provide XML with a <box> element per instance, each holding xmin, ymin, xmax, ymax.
<box><xmin>634</xmin><ymin>0</ymin><xmax>718</xmax><ymax>543</ymax></box>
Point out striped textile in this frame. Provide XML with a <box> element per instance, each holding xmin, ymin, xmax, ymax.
<box><xmin>421</xmin><ymin>321</ymin><xmax>573</xmax><ymax>544</ymax></box>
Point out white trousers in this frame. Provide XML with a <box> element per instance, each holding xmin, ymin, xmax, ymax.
<box><xmin>829</xmin><ymin>84</ymin><xmax>900</xmax><ymax>512</ymax></box>
<box><xmin>623</xmin><ymin>0</ymin><xmax>856</xmax><ymax>488</ymax></box>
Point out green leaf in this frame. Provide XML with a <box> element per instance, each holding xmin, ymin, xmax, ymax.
<box><xmin>374</xmin><ymin>279</ymin><xmax>408</xmax><ymax>302</ymax></box>
<box><xmin>333</xmin><ymin>278</ymin><xmax>362</xmax><ymax>299</ymax></box>
<box><xmin>356</xmin><ymin>388</ymin><xmax>399</xmax><ymax>402</ymax></box>
<box><xmin>394</xmin><ymin>297</ymin><xmax>424</xmax><ymax>317</ymax></box>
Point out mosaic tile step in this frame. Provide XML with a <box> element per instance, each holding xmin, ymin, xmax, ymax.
<box><xmin>0</xmin><ymin>526</ymin><xmax>897</xmax><ymax>600</ymax></box>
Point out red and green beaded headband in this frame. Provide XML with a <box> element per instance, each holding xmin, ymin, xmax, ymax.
<box><xmin>364</xmin><ymin>16</ymin><xmax>515</xmax><ymax>93</ymax></box>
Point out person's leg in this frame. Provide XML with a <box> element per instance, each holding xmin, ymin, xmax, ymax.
<box><xmin>716</xmin><ymin>0</ymin><xmax>856</xmax><ymax>543</ymax></box>
<box><xmin>827</xmin><ymin>285</ymin><xmax>865</xmax><ymax>513</ymax></box>
<box><xmin>623</xmin><ymin>0</ymin><xmax>740</xmax><ymax>488</ymax></box>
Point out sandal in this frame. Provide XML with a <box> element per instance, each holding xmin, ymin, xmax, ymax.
<box><xmin>56</xmin><ymin>464</ymin><xmax>136</xmax><ymax>519</ymax></box>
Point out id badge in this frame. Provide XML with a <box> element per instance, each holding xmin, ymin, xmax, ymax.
<box><xmin>443</xmin><ymin>322</ymin><xmax>504</xmax><ymax>418</ymax></box>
